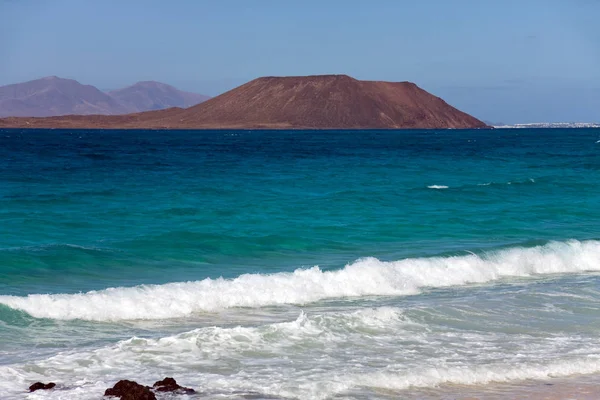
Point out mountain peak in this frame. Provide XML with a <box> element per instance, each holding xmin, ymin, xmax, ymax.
<box><xmin>0</xmin><ymin>77</ymin><xmax>210</xmax><ymax>117</ymax></box>
<box><xmin>109</xmin><ymin>81</ymin><xmax>209</xmax><ymax>111</ymax></box>
<box><xmin>170</xmin><ymin>74</ymin><xmax>486</xmax><ymax>129</ymax></box>
<box><xmin>0</xmin><ymin>76</ymin><xmax>130</xmax><ymax>117</ymax></box>
<box><xmin>39</xmin><ymin>75</ymin><xmax>78</xmax><ymax>84</ymax></box>
<box><xmin>127</xmin><ymin>81</ymin><xmax>173</xmax><ymax>89</ymax></box>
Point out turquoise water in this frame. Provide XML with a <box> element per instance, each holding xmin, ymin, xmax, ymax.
<box><xmin>1</xmin><ymin>128</ymin><xmax>599</xmax><ymax>399</ymax></box>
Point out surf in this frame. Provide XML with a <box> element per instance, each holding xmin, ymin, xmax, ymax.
<box><xmin>0</xmin><ymin>239</ymin><xmax>598</xmax><ymax>321</ymax></box>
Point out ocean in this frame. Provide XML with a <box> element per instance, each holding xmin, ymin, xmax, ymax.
<box><xmin>0</xmin><ymin>128</ymin><xmax>599</xmax><ymax>399</ymax></box>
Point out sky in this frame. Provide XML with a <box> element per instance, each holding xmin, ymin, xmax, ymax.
<box><xmin>1</xmin><ymin>0</ymin><xmax>599</xmax><ymax>123</ymax></box>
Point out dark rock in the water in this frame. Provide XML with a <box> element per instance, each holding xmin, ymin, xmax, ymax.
<box><xmin>104</xmin><ymin>380</ymin><xmax>156</xmax><ymax>400</ymax></box>
<box><xmin>153</xmin><ymin>377</ymin><xmax>195</xmax><ymax>394</ymax></box>
<box><xmin>29</xmin><ymin>382</ymin><xmax>56</xmax><ymax>392</ymax></box>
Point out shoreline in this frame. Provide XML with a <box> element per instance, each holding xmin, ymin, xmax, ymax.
<box><xmin>403</xmin><ymin>374</ymin><xmax>600</xmax><ymax>399</ymax></box>
<box><xmin>20</xmin><ymin>373</ymin><xmax>600</xmax><ymax>399</ymax></box>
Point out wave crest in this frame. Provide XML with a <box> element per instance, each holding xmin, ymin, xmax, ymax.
<box><xmin>1</xmin><ymin>240</ymin><xmax>599</xmax><ymax>321</ymax></box>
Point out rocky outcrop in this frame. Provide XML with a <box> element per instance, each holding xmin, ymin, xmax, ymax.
<box><xmin>104</xmin><ymin>380</ymin><xmax>156</xmax><ymax>400</ymax></box>
<box><xmin>28</xmin><ymin>382</ymin><xmax>56</xmax><ymax>392</ymax></box>
<box><xmin>153</xmin><ymin>377</ymin><xmax>195</xmax><ymax>394</ymax></box>
<box><xmin>104</xmin><ymin>378</ymin><xmax>195</xmax><ymax>399</ymax></box>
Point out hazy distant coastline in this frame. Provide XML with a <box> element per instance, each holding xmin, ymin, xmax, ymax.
<box><xmin>494</xmin><ymin>122</ymin><xmax>600</xmax><ymax>129</ymax></box>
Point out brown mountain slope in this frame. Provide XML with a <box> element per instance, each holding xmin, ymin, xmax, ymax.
<box><xmin>0</xmin><ymin>107</ymin><xmax>186</xmax><ymax>129</ymax></box>
<box><xmin>0</xmin><ymin>75</ymin><xmax>487</xmax><ymax>129</ymax></box>
<box><xmin>171</xmin><ymin>75</ymin><xmax>487</xmax><ymax>129</ymax></box>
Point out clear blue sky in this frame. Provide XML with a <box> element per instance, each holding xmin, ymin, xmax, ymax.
<box><xmin>2</xmin><ymin>0</ymin><xmax>599</xmax><ymax>123</ymax></box>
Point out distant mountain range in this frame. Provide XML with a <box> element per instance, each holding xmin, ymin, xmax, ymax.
<box><xmin>0</xmin><ymin>74</ymin><xmax>488</xmax><ymax>129</ymax></box>
<box><xmin>108</xmin><ymin>81</ymin><xmax>210</xmax><ymax>113</ymax></box>
<box><xmin>0</xmin><ymin>76</ymin><xmax>210</xmax><ymax>118</ymax></box>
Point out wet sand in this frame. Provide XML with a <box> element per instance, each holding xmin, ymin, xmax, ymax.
<box><xmin>404</xmin><ymin>375</ymin><xmax>600</xmax><ymax>399</ymax></box>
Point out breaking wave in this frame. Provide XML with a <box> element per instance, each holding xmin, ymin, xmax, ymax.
<box><xmin>1</xmin><ymin>240</ymin><xmax>599</xmax><ymax>321</ymax></box>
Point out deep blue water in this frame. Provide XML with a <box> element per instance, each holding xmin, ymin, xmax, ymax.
<box><xmin>1</xmin><ymin>129</ymin><xmax>598</xmax><ymax>295</ymax></box>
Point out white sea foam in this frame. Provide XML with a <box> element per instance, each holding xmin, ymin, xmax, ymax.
<box><xmin>114</xmin><ymin>307</ymin><xmax>416</xmax><ymax>359</ymax></box>
<box><xmin>3</xmin><ymin>307</ymin><xmax>600</xmax><ymax>399</ymax></box>
<box><xmin>1</xmin><ymin>240</ymin><xmax>599</xmax><ymax>321</ymax></box>
<box><xmin>0</xmin><ymin>308</ymin><xmax>417</xmax><ymax>398</ymax></box>
<box><xmin>4</xmin><ymin>357</ymin><xmax>600</xmax><ymax>400</ymax></box>
<box><xmin>342</xmin><ymin>359</ymin><xmax>600</xmax><ymax>395</ymax></box>
<box><xmin>427</xmin><ymin>185</ymin><xmax>449</xmax><ymax>189</ymax></box>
